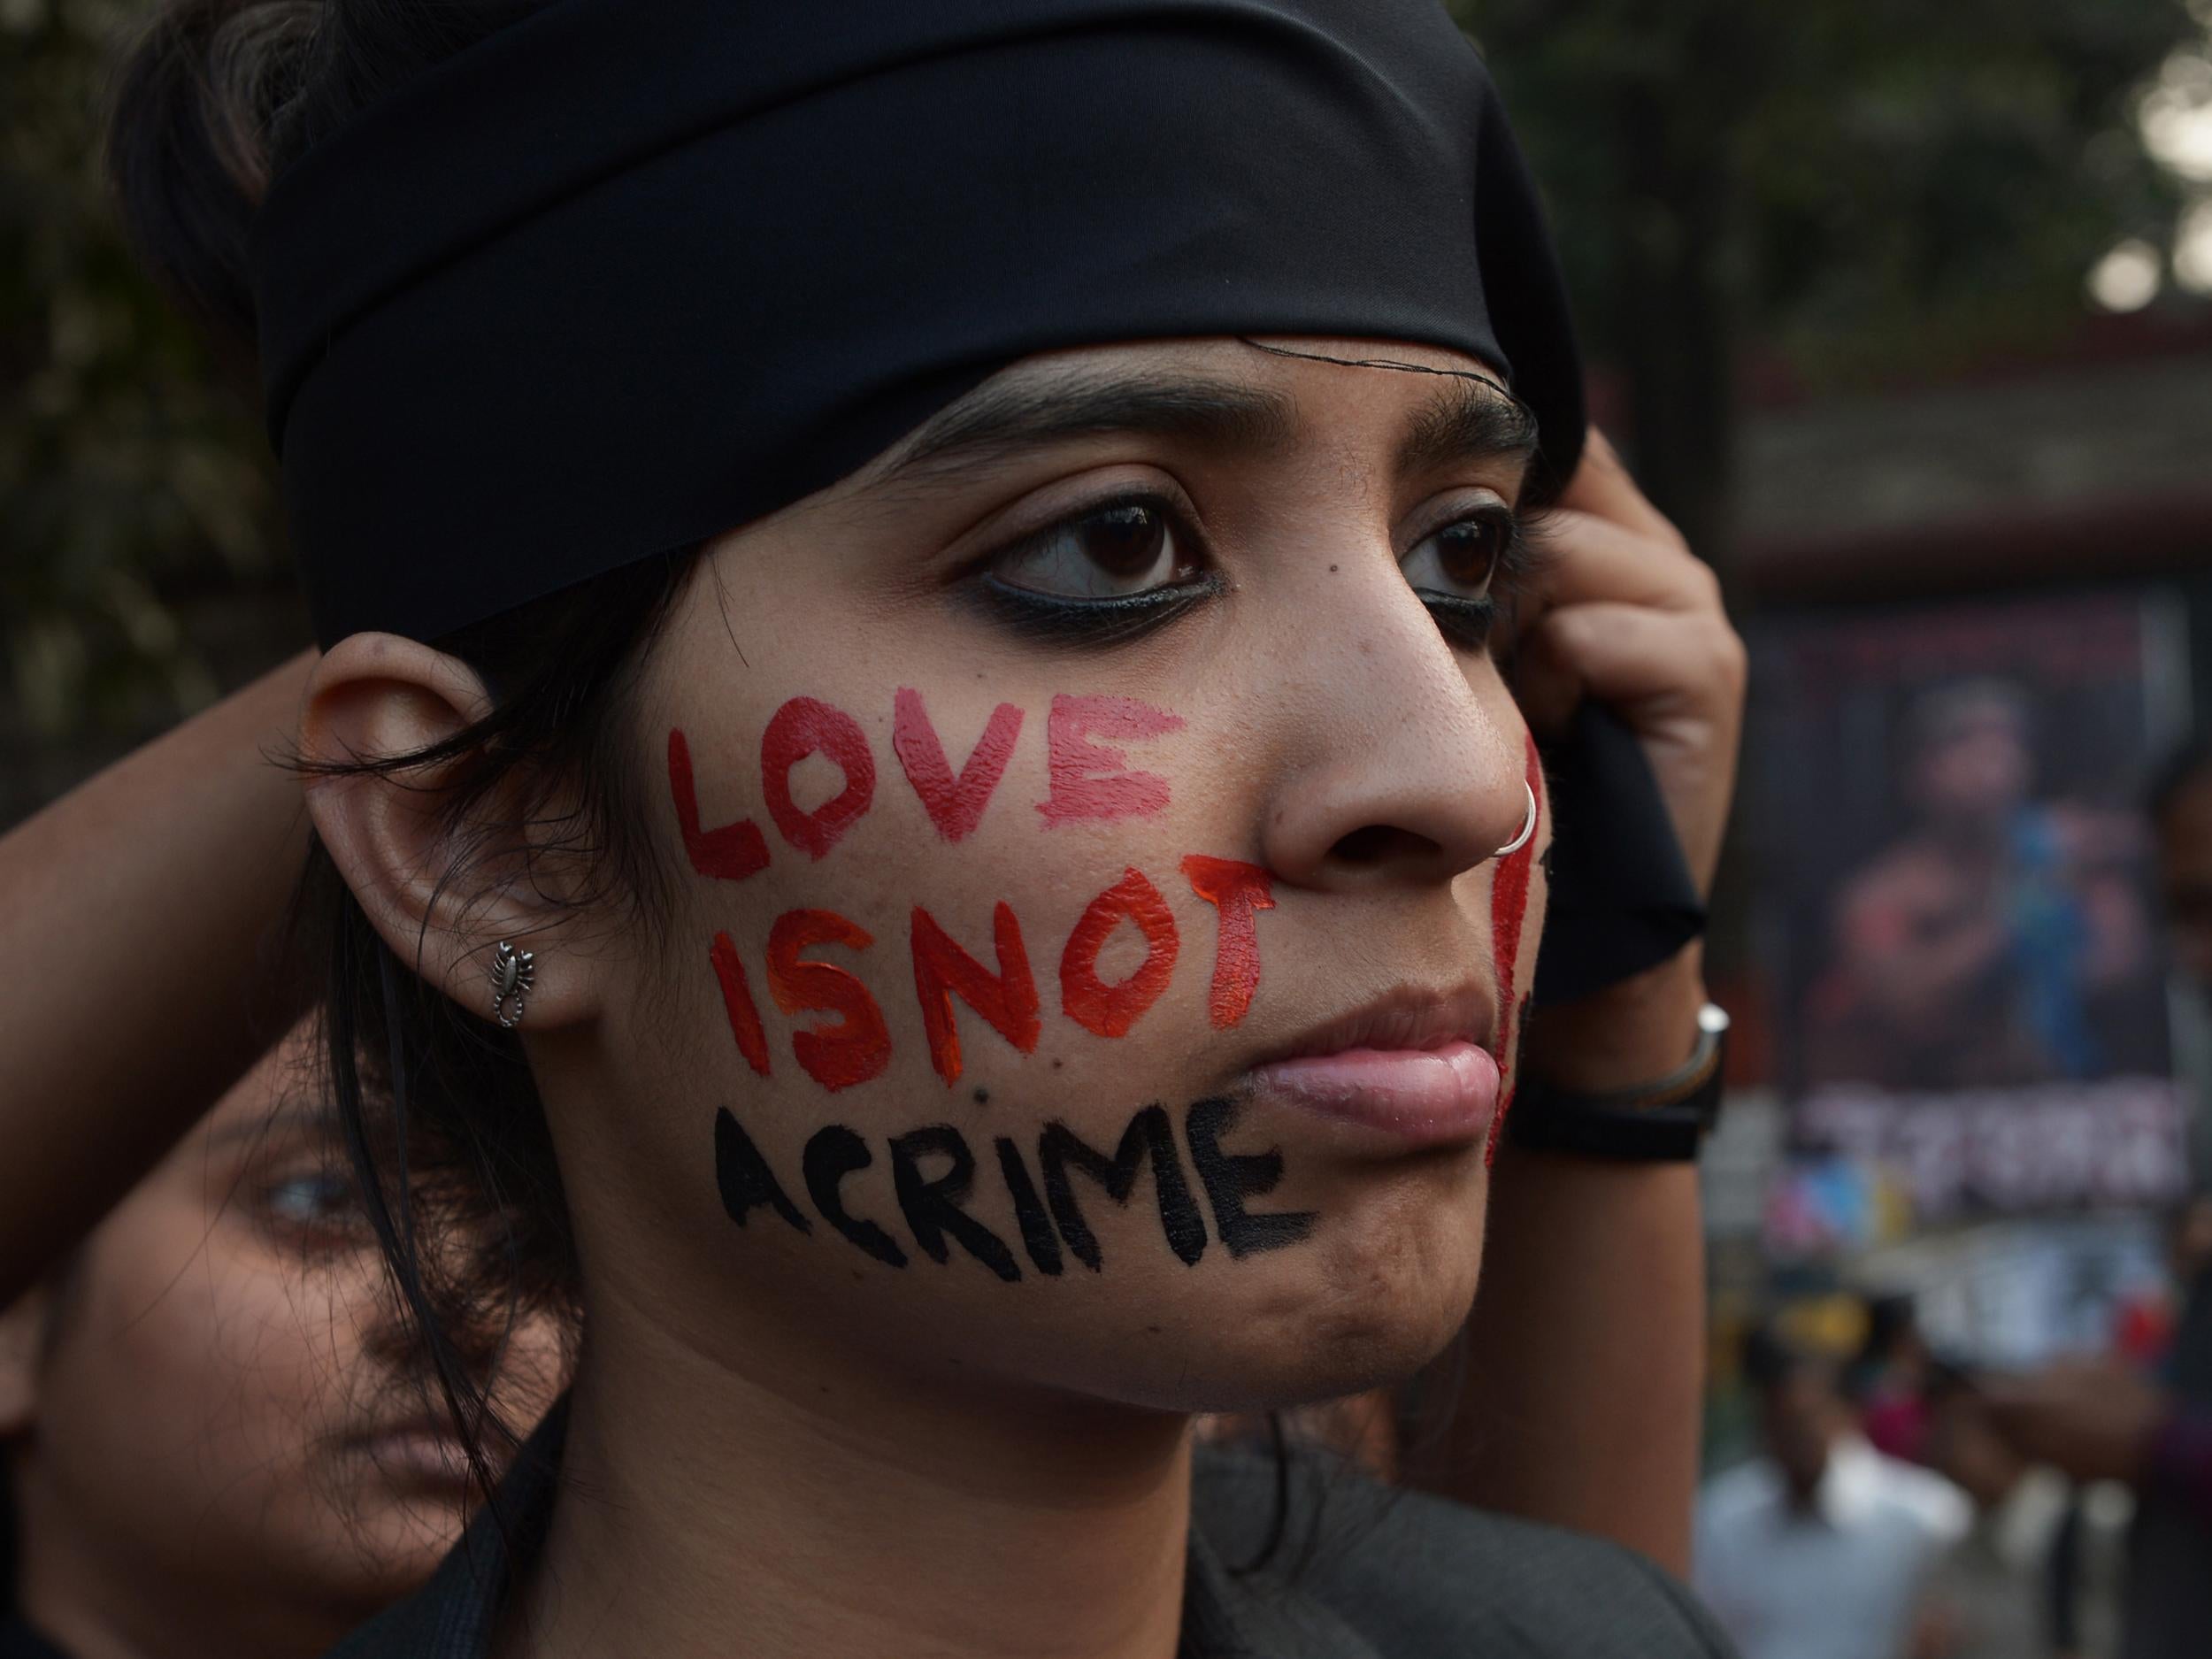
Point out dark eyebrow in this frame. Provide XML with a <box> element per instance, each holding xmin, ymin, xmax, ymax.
<box><xmin>881</xmin><ymin>373</ymin><xmax>1300</xmax><ymax>485</ymax></box>
<box><xmin>1394</xmin><ymin>376</ymin><xmax>1541</xmax><ymax>480</ymax></box>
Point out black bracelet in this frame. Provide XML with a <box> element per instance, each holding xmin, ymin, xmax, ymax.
<box><xmin>1506</xmin><ymin>1002</ymin><xmax>1730</xmax><ymax>1163</ymax></box>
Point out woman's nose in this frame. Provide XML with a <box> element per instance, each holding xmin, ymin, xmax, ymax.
<box><xmin>1255</xmin><ymin>571</ymin><xmax>1530</xmax><ymax>895</ymax></box>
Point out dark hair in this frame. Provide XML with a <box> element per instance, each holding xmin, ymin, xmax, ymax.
<box><xmin>1741</xmin><ymin>1324</ymin><xmax>1837</xmax><ymax>1400</ymax></box>
<box><xmin>108</xmin><ymin>0</ymin><xmax>699</xmax><ymax>1505</ymax></box>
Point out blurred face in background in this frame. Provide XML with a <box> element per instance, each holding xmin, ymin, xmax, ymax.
<box><xmin>1758</xmin><ymin>1363</ymin><xmax>1847</xmax><ymax>1502</ymax></box>
<box><xmin>2158</xmin><ymin>765</ymin><xmax>2212</xmax><ymax>994</ymax></box>
<box><xmin>0</xmin><ymin>1029</ymin><xmax>568</xmax><ymax>1659</ymax></box>
<box><xmin>1910</xmin><ymin>694</ymin><xmax>2032</xmax><ymax>830</ymax></box>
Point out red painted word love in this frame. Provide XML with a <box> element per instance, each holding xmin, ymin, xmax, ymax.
<box><xmin>669</xmin><ymin>689</ymin><xmax>1184</xmax><ymax>870</ymax></box>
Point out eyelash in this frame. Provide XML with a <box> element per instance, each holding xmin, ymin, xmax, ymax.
<box><xmin>964</xmin><ymin>490</ymin><xmax>1544</xmax><ymax>651</ymax></box>
<box><xmin>1409</xmin><ymin>503</ymin><xmax>1549</xmax><ymax>652</ymax></box>
<box><xmin>966</xmin><ymin>489</ymin><xmax>1217</xmax><ymax>649</ymax></box>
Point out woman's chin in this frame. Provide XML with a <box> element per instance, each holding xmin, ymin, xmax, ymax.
<box><xmin>1111</xmin><ymin>1187</ymin><xmax>1491</xmax><ymax>1416</ymax></box>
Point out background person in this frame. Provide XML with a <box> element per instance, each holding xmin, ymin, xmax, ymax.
<box><xmin>1697</xmin><ymin>1328</ymin><xmax>1971</xmax><ymax>1659</ymax></box>
<box><xmin>0</xmin><ymin>1025</ymin><xmax>568</xmax><ymax>1659</ymax></box>
<box><xmin>0</xmin><ymin>634</ymin><xmax>567</xmax><ymax>1655</ymax></box>
<box><xmin>1853</xmin><ymin>1294</ymin><xmax>1938</xmax><ymax>1464</ymax></box>
<box><xmin>1916</xmin><ymin>1376</ymin><xmax>2085</xmax><ymax>1659</ymax></box>
<box><xmin>1981</xmin><ymin>741</ymin><xmax>2212</xmax><ymax>1659</ymax></box>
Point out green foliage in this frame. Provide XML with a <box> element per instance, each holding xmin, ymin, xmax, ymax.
<box><xmin>2</xmin><ymin>0</ymin><xmax>284</xmax><ymax>741</ymax></box>
<box><xmin>1457</xmin><ymin>0</ymin><xmax>2200</xmax><ymax>381</ymax></box>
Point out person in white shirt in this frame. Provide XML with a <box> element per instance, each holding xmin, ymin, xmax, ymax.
<box><xmin>1698</xmin><ymin>1331</ymin><xmax>1973</xmax><ymax>1659</ymax></box>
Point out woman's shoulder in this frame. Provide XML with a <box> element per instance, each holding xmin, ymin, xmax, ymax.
<box><xmin>1191</xmin><ymin>1441</ymin><xmax>1738</xmax><ymax>1658</ymax></box>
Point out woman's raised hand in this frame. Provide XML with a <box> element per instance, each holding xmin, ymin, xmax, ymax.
<box><xmin>1512</xmin><ymin>428</ymin><xmax>1747</xmax><ymax>902</ymax></box>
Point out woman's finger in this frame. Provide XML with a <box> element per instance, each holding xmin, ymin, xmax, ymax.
<box><xmin>1555</xmin><ymin>427</ymin><xmax>1686</xmax><ymax>550</ymax></box>
<box><xmin>1516</xmin><ymin>600</ymin><xmax>1746</xmax><ymax>895</ymax></box>
<box><xmin>1525</xmin><ymin>507</ymin><xmax>1720</xmax><ymax>618</ymax></box>
<box><xmin>1527</xmin><ymin>600</ymin><xmax>1746</xmax><ymax>715</ymax></box>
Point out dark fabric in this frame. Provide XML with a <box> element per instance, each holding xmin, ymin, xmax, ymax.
<box><xmin>321</xmin><ymin>1406</ymin><xmax>1734</xmax><ymax>1656</ymax></box>
<box><xmin>1532</xmin><ymin>702</ymin><xmax>1708</xmax><ymax>1008</ymax></box>
<box><xmin>2124</xmin><ymin>1264</ymin><xmax>2212</xmax><ymax>1659</ymax></box>
<box><xmin>0</xmin><ymin>1620</ymin><xmax>68</xmax><ymax>1659</ymax></box>
<box><xmin>1192</xmin><ymin>1449</ymin><xmax>1736</xmax><ymax>1657</ymax></box>
<box><xmin>249</xmin><ymin>0</ymin><xmax>1586</xmax><ymax>647</ymax></box>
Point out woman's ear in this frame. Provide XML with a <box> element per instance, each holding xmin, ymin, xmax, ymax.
<box><xmin>300</xmin><ymin>633</ymin><xmax>601</xmax><ymax>1031</ymax></box>
<box><xmin>0</xmin><ymin>1290</ymin><xmax>43</xmax><ymax>1434</ymax></box>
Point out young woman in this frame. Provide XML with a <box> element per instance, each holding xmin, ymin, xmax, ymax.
<box><xmin>106</xmin><ymin>1</ymin><xmax>1746</xmax><ymax>1652</ymax></box>
<box><xmin>0</xmin><ymin>1029</ymin><xmax>566</xmax><ymax>1659</ymax></box>
<box><xmin>0</xmin><ymin>664</ymin><xmax>569</xmax><ymax>1657</ymax></box>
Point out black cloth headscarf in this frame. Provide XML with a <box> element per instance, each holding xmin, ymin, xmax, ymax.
<box><xmin>250</xmin><ymin>0</ymin><xmax>1586</xmax><ymax>648</ymax></box>
<box><xmin>251</xmin><ymin>0</ymin><xmax>1703</xmax><ymax>988</ymax></box>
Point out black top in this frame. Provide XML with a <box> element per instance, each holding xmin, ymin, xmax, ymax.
<box><xmin>0</xmin><ymin>1620</ymin><xmax>66</xmax><ymax>1659</ymax></box>
<box><xmin>323</xmin><ymin>1408</ymin><xmax>1735</xmax><ymax>1657</ymax></box>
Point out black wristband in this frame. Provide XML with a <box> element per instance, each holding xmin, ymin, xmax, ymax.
<box><xmin>1506</xmin><ymin>1002</ymin><xmax>1729</xmax><ymax>1163</ymax></box>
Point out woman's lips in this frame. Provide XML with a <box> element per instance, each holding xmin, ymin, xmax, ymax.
<box><xmin>1248</xmin><ymin>1038</ymin><xmax>1501</xmax><ymax>1147</ymax></box>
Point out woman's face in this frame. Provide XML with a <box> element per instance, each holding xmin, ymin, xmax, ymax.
<box><xmin>531</xmin><ymin>336</ymin><xmax>1552</xmax><ymax>1414</ymax></box>
<box><xmin>1</xmin><ymin>1033</ymin><xmax>567</xmax><ymax>1642</ymax></box>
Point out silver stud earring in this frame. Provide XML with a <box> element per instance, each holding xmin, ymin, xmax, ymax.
<box><xmin>1494</xmin><ymin>782</ymin><xmax>1538</xmax><ymax>860</ymax></box>
<box><xmin>490</xmin><ymin>941</ymin><xmax>535</xmax><ymax>1029</ymax></box>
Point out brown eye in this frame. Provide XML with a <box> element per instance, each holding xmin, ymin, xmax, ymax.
<box><xmin>1402</xmin><ymin>510</ymin><xmax>1510</xmax><ymax>601</ymax></box>
<box><xmin>988</xmin><ymin>499</ymin><xmax>1196</xmax><ymax>600</ymax></box>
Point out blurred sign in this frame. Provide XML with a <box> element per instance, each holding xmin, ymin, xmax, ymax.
<box><xmin>1762</xmin><ymin>1153</ymin><xmax>1916</xmax><ymax>1259</ymax></box>
<box><xmin>1856</xmin><ymin>1214</ymin><xmax>2169</xmax><ymax>1372</ymax></box>
<box><xmin>1751</xmin><ymin>590</ymin><xmax>2192</xmax><ymax>1222</ymax></box>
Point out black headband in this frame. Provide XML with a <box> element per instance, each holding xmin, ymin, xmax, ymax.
<box><xmin>252</xmin><ymin>0</ymin><xmax>1585</xmax><ymax>647</ymax></box>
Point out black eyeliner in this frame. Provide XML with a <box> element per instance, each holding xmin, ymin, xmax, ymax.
<box><xmin>1417</xmin><ymin>591</ymin><xmax>1499</xmax><ymax>650</ymax></box>
<box><xmin>970</xmin><ymin>570</ymin><xmax>1225</xmax><ymax>649</ymax></box>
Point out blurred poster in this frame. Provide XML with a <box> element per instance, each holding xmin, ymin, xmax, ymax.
<box><xmin>1752</xmin><ymin>591</ymin><xmax>2191</xmax><ymax>1221</ymax></box>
